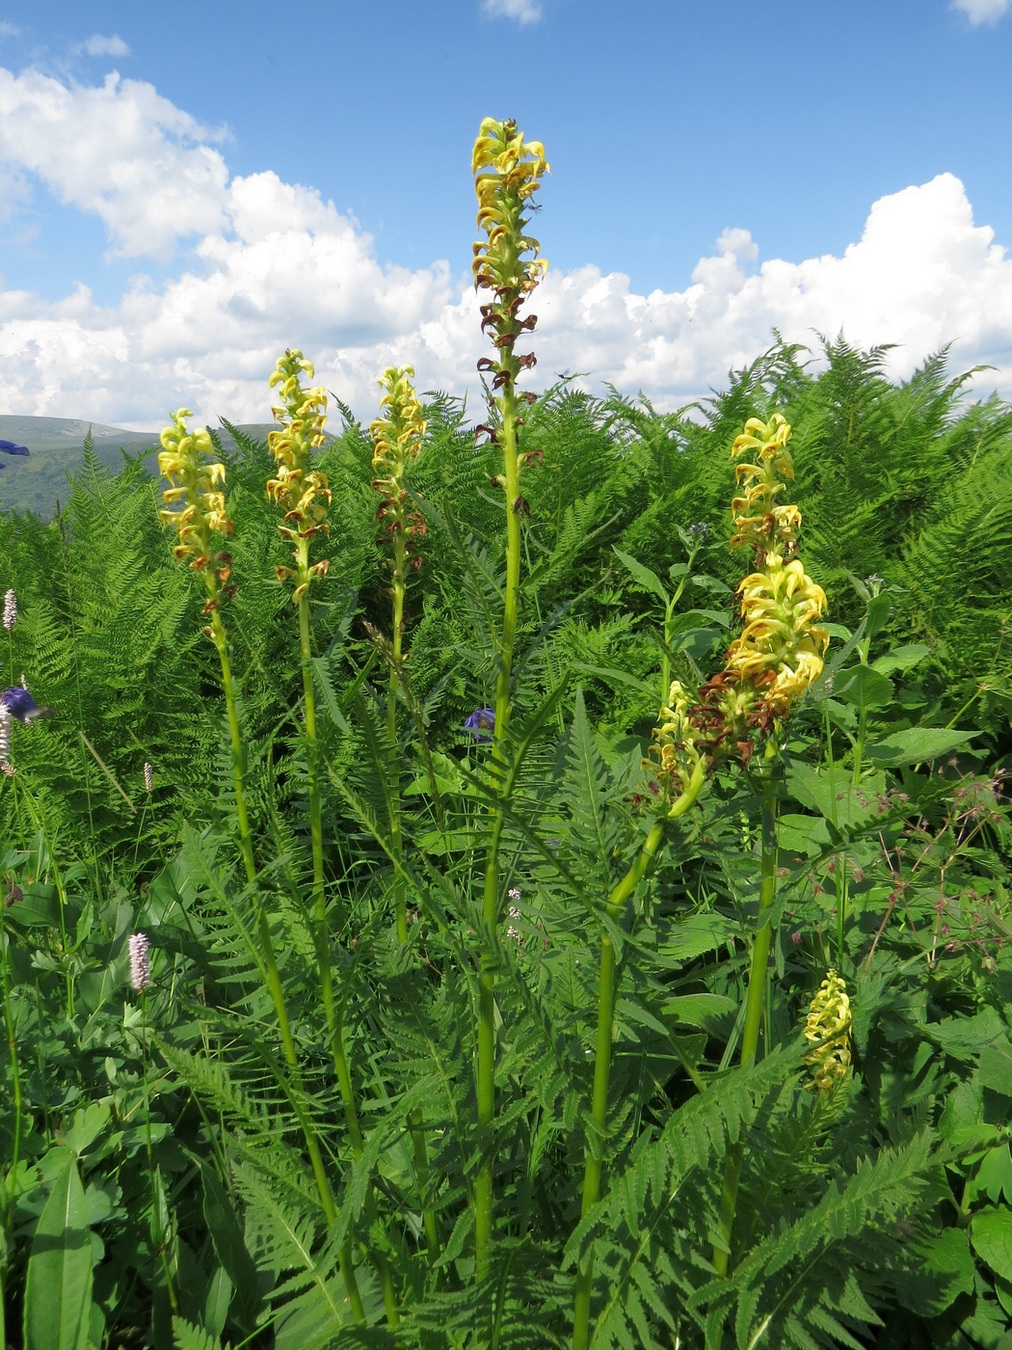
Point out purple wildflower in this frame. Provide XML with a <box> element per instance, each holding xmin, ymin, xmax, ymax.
<box><xmin>0</xmin><ymin>440</ymin><xmax>29</xmax><ymax>458</ymax></box>
<box><xmin>0</xmin><ymin>686</ymin><xmax>50</xmax><ymax>723</ymax></box>
<box><xmin>464</xmin><ymin>708</ymin><xmax>495</xmax><ymax>741</ymax></box>
<box><xmin>128</xmin><ymin>932</ymin><xmax>151</xmax><ymax>992</ymax></box>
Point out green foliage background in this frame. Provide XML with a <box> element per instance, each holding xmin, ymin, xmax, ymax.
<box><xmin>0</xmin><ymin>338</ymin><xmax>1010</xmax><ymax>1349</ymax></box>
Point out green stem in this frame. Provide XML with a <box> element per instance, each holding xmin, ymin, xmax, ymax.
<box><xmin>0</xmin><ymin>906</ymin><xmax>23</xmax><ymax>1204</ymax></box>
<box><xmin>475</xmin><ymin>374</ymin><xmax>522</xmax><ymax>1284</ymax></box>
<box><xmin>138</xmin><ymin>992</ymin><xmax>179</xmax><ymax>1317</ymax></box>
<box><xmin>712</xmin><ymin>745</ymin><xmax>780</xmax><ymax>1276</ymax></box>
<box><xmin>572</xmin><ymin>819</ymin><xmax>666</xmax><ymax>1349</ymax></box>
<box><xmin>298</xmin><ymin>558</ymin><xmax>399</xmax><ymax>1327</ymax></box>
<box><xmin>211</xmin><ymin>609</ymin><xmax>364</xmax><ymax>1316</ymax></box>
<box><xmin>387</xmin><ymin>570</ymin><xmax>408</xmax><ymax>944</ymax></box>
<box><xmin>823</xmin><ymin>710</ymin><xmax>848</xmax><ymax>964</ymax></box>
<box><xmin>385</xmin><ymin>562</ymin><xmax>441</xmax><ymax>1266</ymax></box>
<box><xmin>571</xmin><ymin>759</ymin><xmax>707</xmax><ymax>1346</ymax></box>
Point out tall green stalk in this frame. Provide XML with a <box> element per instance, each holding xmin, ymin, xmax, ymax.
<box><xmin>572</xmin><ymin>758</ymin><xmax>706</xmax><ymax>1349</ymax></box>
<box><xmin>158</xmin><ymin>409</ymin><xmax>363</xmax><ymax>1320</ymax></box>
<box><xmin>470</xmin><ymin>116</ymin><xmax>549</xmax><ymax>1283</ymax></box>
<box><xmin>700</xmin><ymin>411</ymin><xmax>829</xmax><ymax>1277</ymax></box>
<box><xmin>265</xmin><ymin>356</ymin><xmax>395</xmax><ymax>1323</ymax></box>
<box><xmin>712</xmin><ymin>744</ymin><xmax>780</xmax><ymax>1276</ymax></box>
<box><xmin>370</xmin><ymin>369</ymin><xmax>441</xmax><ymax>1265</ymax></box>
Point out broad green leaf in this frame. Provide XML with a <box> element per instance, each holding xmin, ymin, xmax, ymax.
<box><xmin>5</xmin><ymin>886</ymin><xmax>62</xmax><ymax>929</ymax></box>
<box><xmin>787</xmin><ymin>762</ymin><xmax>887</xmax><ymax>828</ymax></box>
<box><xmin>56</xmin><ymin>1102</ymin><xmax>112</xmax><ymax>1157</ymax></box>
<box><xmin>23</xmin><ymin>1154</ymin><xmax>93</xmax><ymax>1350</ymax></box>
<box><xmin>201</xmin><ymin>1165</ymin><xmax>260</xmax><ymax>1329</ymax></box>
<box><xmin>203</xmin><ymin>1266</ymin><xmax>233</xmax><ymax>1338</ymax></box>
<box><xmin>872</xmin><ymin>643</ymin><xmax>932</xmax><ymax>676</ymax></box>
<box><xmin>613</xmin><ymin>547</ymin><xmax>669</xmax><ymax>603</ymax></box>
<box><xmin>971</xmin><ymin>1206</ymin><xmax>1012</xmax><ymax>1281</ymax></box>
<box><xmin>864</xmin><ymin>727</ymin><xmax>976</xmax><ymax>768</ymax></box>
<box><xmin>978</xmin><ymin>1043</ymin><xmax>1012</xmax><ymax>1098</ymax></box>
<box><xmin>777</xmin><ymin>813</ymin><xmax>831</xmax><ymax>855</ymax></box>
<box><xmin>832</xmin><ymin>666</ymin><xmax>894</xmax><ymax>709</ymax></box>
<box><xmin>864</xmin><ymin>593</ymin><xmax>892</xmax><ymax>641</ymax></box>
<box><xmin>971</xmin><ymin>1146</ymin><xmax>1012</xmax><ymax>1206</ymax></box>
<box><xmin>895</xmin><ymin>1228</ymin><xmax>974</xmax><ymax>1317</ymax></box>
<box><xmin>662</xmin><ymin>993</ymin><xmax>738</xmax><ymax>1028</ymax></box>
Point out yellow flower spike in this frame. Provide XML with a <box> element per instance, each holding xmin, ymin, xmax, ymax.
<box><xmin>472</xmin><ymin>117</ymin><xmax>549</xmax><ymax>402</ymax></box>
<box><xmin>370</xmin><ymin>366</ymin><xmax>427</xmax><ymax>589</ymax></box>
<box><xmin>266</xmin><ymin>350</ymin><xmax>331</xmax><ymax>605</ymax></box>
<box><xmin>725</xmin><ymin>553</ymin><xmax>829</xmax><ymax>712</ymax></box>
<box><xmin>157</xmin><ymin>408</ymin><xmax>236</xmax><ymax>627</ymax></box>
<box><xmin>803</xmin><ymin>969</ymin><xmax>853</xmax><ymax>1092</ymax></box>
<box><xmin>729</xmin><ymin>413</ymin><xmax>803</xmax><ymax>557</ymax></box>
<box><xmin>642</xmin><ymin>679</ymin><xmax>707</xmax><ymax>808</ymax></box>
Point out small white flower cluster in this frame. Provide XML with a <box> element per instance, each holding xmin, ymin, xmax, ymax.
<box><xmin>506</xmin><ymin>887</ymin><xmax>522</xmax><ymax>942</ymax></box>
<box><xmin>129</xmin><ymin>932</ymin><xmax>151</xmax><ymax>992</ymax></box>
<box><xmin>3</xmin><ymin>589</ymin><xmax>16</xmax><ymax>631</ymax></box>
<box><xmin>0</xmin><ymin>710</ymin><xmax>12</xmax><ymax>777</ymax></box>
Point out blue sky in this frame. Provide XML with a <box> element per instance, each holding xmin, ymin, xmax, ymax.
<box><xmin>1</xmin><ymin>0</ymin><xmax>1011</xmax><ymax>427</ymax></box>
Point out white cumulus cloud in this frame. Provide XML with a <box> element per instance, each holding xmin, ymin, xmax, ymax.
<box><xmin>530</xmin><ymin>172</ymin><xmax>1012</xmax><ymax>404</ymax></box>
<box><xmin>0</xmin><ymin>67</ymin><xmax>229</xmax><ymax>259</ymax></box>
<box><xmin>1</xmin><ymin>65</ymin><xmax>1011</xmax><ymax>431</ymax></box>
<box><xmin>951</xmin><ymin>0</ymin><xmax>1011</xmax><ymax>22</ymax></box>
<box><xmin>480</xmin><ymin>0</ymin><xmax>544</xmax><ymax>24</ymax></box>
<box><xmin>76</xmin><ymin>34</ymin><xmax>131</xmax><ymax>57</ymax></box>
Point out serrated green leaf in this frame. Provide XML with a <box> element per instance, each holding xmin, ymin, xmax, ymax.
<box><xmin>864</xmin><ymin>727</ymin><xmax>976</xmax><ymax>767</ymax></box>
<box><xmin>971</xmin><ymin>1206</ymin><xmax>1012</xmax><ymax>1281</ymax></box>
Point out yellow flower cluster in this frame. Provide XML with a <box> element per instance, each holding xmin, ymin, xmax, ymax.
<box><xmin>370</xmin><ymin>367</ymin><xmax>427</xmax><ymax>588</ymax></box>
<box><xmin>803</xmin><ymin>969</ymin><xmax>852</xmax><ymax>1092</ymax></box>
<box><xmin>267</xmin><ymin>349</ymin><xmax>332</xmax><ymax>539</ymax></box>
<box><xmin>644</xmin><ymin>680</ymin><xmax>703</xmax><ymax>800</ymax></box>
<box><xmin>472</xmin><ymin>118</ymin><xmax>549</xmax><ymax>397</ymax></box>
<box><xmin>730</xmin><ymin>413</ymin><xmax>799</xmax><ymax>556</ymax></box>
<box><xmin>641</xmin><ymin>681</ymin><xmax>709</xmax><ymax>818</ymax></box>
<box><xmin>725</xmin><ymin>555</ymin><xmax>829</xmax><ymax>715</ymax></box>
<box><xmin>724</xmin><ymin>414</ymin><xmax>828</xmax><ymax>720</ymax></box>
<box><xmin>267</xmin><ymin>350</ymin><xmax>332</xmax><ymax>604</ymax></box>
<box><xmin>158</xmin><ymin>409</ymin><xmax>234</xmax><ymax>616</ymax></box>
<box><xmin>371</xmin><ymin>366</ymin><xmax>426</xmax><ymax>493</ymax></box>
<box><xmin>642</xmin><ymin>411</ymin><xmax>828</xmax><ymax>788</ymax></box>
<box><xmin>472</xmin><ymin>117</ymin><xmax>549</xmax><ymax>297</ymax></box>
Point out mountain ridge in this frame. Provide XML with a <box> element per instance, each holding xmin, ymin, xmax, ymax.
<box><xmin>0</xmin><ymin>415</ymin><xmax>278</xmax><ymax>518</ymax></box>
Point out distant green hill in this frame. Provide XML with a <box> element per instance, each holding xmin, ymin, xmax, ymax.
<box><xmin>0</xmin><ymin>417</ymin><xmax>279</xmax><ymax>519</ymax></box>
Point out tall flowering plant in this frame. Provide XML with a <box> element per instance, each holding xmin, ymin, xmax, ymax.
<box><xmin>157</xmin><ymin>406</ymin><xmax>348</xmax><ymax>1304</ymax></box>
<box><xmin>469</xmin><ymin>117</ymin><xmax>549</xmax><ymax>1284</ymax></box>
<box><xmin>370</xmin><ymin>366</ymin><xmax>427</xmax><ymax>944</ymax></box>
<box><xmin>157</xmin><ymin>412</ymin><xmax>251</xmax><ymax>869</ymax></box>
<box><xmin>265</xmin><ymin>351</ymin><xmax>332</xmax><ymax>927</ymax></box>
<box><xmin>706</xmin><ymin>412</ymin><xmax>831</xmax><ymax>1275</ymax></box>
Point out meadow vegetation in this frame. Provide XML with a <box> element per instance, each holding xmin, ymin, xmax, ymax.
<box><xmin>0</xmin><ymin>118</ymin><xmax>1010</xmax><ymax>1349</ymax></box>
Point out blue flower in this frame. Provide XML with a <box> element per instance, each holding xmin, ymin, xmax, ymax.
<box><xmin>0</xmin><ymin>439</ymin><xmax>29</xmax><ymax>463</ymax></box>
<box><xmin>0</xmin><ymin>686</ymin><xmax>49</xmax><ymax>723</ymax></box>
<box><xmin>464</xmin><ymin>707</ymin><xmax>495</xmax><ymax>741</ymax></box>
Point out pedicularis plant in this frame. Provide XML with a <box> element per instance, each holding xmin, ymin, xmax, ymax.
<box><xmin>0</xmin><ymin>117</ymin><xmax>1009</xmax><ymax>1350</ymax></box>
